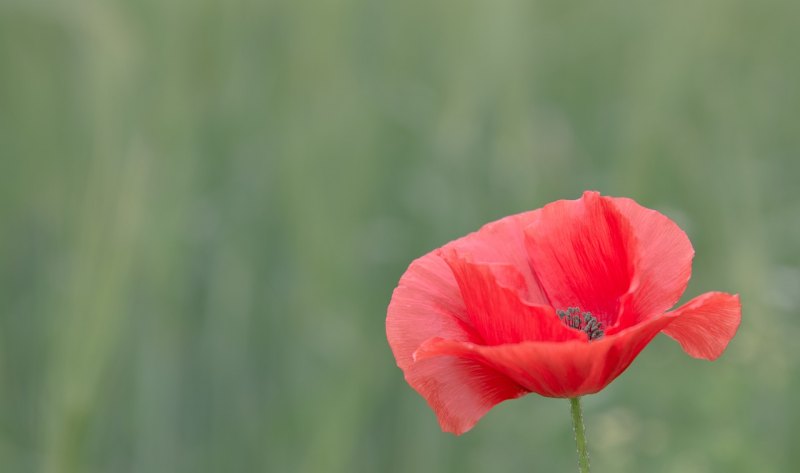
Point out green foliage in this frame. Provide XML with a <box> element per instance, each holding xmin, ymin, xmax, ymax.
<box><xmin>0</xmin><ymin>0</ymin><xmax>798</xmax><ymax>471</ymax></box>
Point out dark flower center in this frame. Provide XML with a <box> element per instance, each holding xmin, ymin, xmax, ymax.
<box><xmin>557</xmin><ymin>307</ymin><xmax>604</xmax><ymax>341</ymax></box>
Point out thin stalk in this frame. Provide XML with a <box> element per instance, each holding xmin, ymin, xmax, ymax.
<box><xmin>569</xmin><ymin>397</ymin><xmax>590</xmax><ymax>473</ymax></box>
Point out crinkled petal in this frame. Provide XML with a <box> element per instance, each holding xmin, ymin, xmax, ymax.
<box><xmin>661</xmin><ymin>292</ymin><xmax>741</xmax><ymax>360</ymax></box>
<box><xmin>611</xmin><ymin>197</ymin><xmax>694</xmax><ymax>327</ymax></box>
<box><xmin>386</xmin><ymin>251</ymin><xmax>526</xmax><ymax>434</ymax></box>
<box><xmin>445</xmin><ymin>210</ymin><xmax>549</xmax><ymax>305</ymax></box>
<box><xmin>415</xmin><ymin>315</ymin><xmax>673</xmax><ymax>398</ymax></box>
<box><xmin>386</xmin><ymin>252</ymin><xmax>474</xmax><ymax>370</ymax></box>
<box><xmin>524</xmin><ymin>191</ymin><xmax>637</xmax><ymax>327</ymax></box>
<box><xmin>440</xmin><ymin>248</ymin><xmax>586</xmax><ymax>345</ymax></box>
<box><xmin>403</xmin><ymin>356</ymin><xmax>527</xmax><ymax>434</ymax></box>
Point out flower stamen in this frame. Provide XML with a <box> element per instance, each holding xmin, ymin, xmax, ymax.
<box><xmin>557</xmin><ymin>307</ymin><xmax>604</xmax><ymax>341</ymax></box>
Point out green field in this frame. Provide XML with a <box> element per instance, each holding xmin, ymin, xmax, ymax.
<box><xmin>1</xmin><ymin>0</ymin><xmax>798</xmax><ymax>471</ymax></box>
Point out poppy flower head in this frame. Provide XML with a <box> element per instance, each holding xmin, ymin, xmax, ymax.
<box><xmin>386</xmin><ymin>191</ymin><xmax>741</xmax><ymax>434</ymax></box>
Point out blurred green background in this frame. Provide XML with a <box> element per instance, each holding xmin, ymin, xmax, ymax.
<box><xmin>1</xmin><ymin>0</ymin><xmax>798</xmax><ymax>472</ymax></box>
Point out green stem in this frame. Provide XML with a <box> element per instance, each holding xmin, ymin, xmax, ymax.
<box><xmin>569</xmin><ymin>397</ymin><xmax>591</xmax><ymax>473</ymax></box>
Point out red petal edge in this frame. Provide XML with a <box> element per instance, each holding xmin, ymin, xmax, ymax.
<box><xmin>403</xmin><ymin>356</ymin><xmax>527</xmax><ymax>434</ymax></box>
<box><xmin>611</xmin><ymin>197</ymin><xmax>695</xmax><ymax>328</ymax></box>
<box><xmin>415</xmin><ymin>314</ymin><xmax>673</xmax><ymax>399</ymax></box>
<box><xmin>445</xmin><ymin>210</ymin><xmax>550</xmax><ymax>305</ymax></box>
<box><xmin>661</xmin><ymin>292</ymin><xmax>742</xmax><ymax>360</ymax></box>
<box><xmin>524</xmin><ymin>191</ymin><xmax>637</xmax><ymax>327</ymax></box>
<box><xmin>386</xmin><ymin>251</ymin><xmax>527</xmax><ymax>434</ymax></box>
<box><xmin>440</xmin><ymin>248</ymin><xmax>585</xmax><ymax>345</ymax></box>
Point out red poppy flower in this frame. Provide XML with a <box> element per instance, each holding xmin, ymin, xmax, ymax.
<box><xmin>386</xmin><ymin>191</ymin><xmax>741</xmax><ymax>435</ymax></box>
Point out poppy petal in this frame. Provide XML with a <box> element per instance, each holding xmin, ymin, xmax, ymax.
<box><xmin>404</xmin><ymin>356</ymin><xmax>527</xmax><ymax>435</ymax></box>
<box><xmin>446</xmin><ymin>210</ymin><xmax>549</xmax><ymax>305</ymax></box>
<box><xmin>661</xmin><ymin>292</ymin><xmax>741</xmax><ymax>360</ymax></box>
<box><xmin>611</xmin><ymin>197</ymin><xmax>694</xmax><ymax>327</ymax></box>
<box><xmin>386</xmin><ymin>252</ymin><xmax>526</xmax><ymax>434</ymax></box>
<box><xmin>524</xmin><ymin>191</ymin><xmax>637</xmax><ymax>327</ymax></box>
<box><xmin>415</xmin><ymin>315</ymin><xmax>673</xmax><ymax>398</ymax></box>
<box><xmin>386</xmin><ymin>252</ymin><xmax>474</xmax><ymax>371</ymax></box>
<box><xmin>440</xmin><ymin>248</ymin><xmax>586</xmax><ymax>344</ymax></box>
